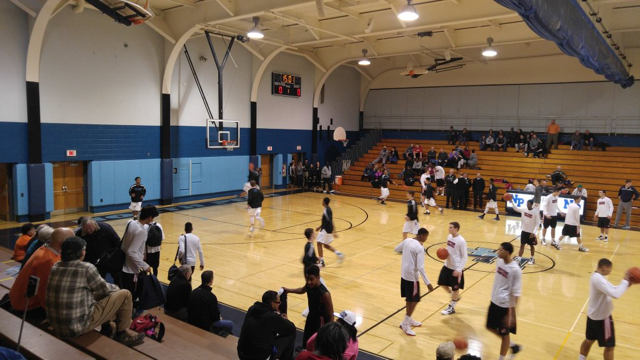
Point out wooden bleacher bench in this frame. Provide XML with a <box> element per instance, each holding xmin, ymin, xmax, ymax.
<box><xmin>0</xmin><ymin>308</ymin><xmax>94</xmax><ymax>360</ymax></box>
<box><xmin>66</xmin><ymin>330</ymin><xmax>152</xmax><ymax>360</ymax></box>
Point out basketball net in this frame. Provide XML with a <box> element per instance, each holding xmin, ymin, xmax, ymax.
<box><xmin>221</xmin><ymin>140</ymin><xmax>236</xmax><ymax>151</ymax></box>
<box><xmin>339</xmin><ymin>139</ymin><xmax>349</xmax><ymax>147</ymax></box>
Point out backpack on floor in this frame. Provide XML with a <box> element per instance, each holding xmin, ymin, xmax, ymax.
<box><xmin>146</xmin><ymin>223</ymin><xmax>163</xmax><ymax>247</ymax></box>
<box><xmin>130</xmin><ymin>313</ymin><xmax>165</xmax><ymax>342</ymax></box>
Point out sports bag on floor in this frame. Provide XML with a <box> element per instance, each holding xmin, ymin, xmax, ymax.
<box><xmin>130</xmin><ymin>313</ymin><xmax>165</xmax><ymax>342</ymax></box>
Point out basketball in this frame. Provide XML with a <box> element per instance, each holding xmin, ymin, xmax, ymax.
<box><xmin>453</xmin><ymin>335</ymin><xmax>468</xmax><ymax>350</ymax></box>
<box><xmin>503</xmin><ymin>193</ymin><xmax>513</xmax><ymax>201</ymax></box>
<box><xmin>629</xmin><ymin>267</ymin><xmax>640</xmax><ymax>284</ymax></box>
<box><xmin>561</xmin><ymin>188</ymin><xmax>569</xmax><ymax>194</ymax></box>
<box><xmin>437</xmin><ymin>248</ymin><xmax>449</xmax><ymax>260</ymax></box>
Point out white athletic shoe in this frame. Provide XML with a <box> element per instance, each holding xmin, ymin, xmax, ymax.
<box><xmin>399</xmin><ymin>324</ymin><xmax>416</xmax><ymax>336</ymax></box>
<box><xmin>250</xmin><ymin>226</ymin><xmax>254</xmax><ymax>232</ymax></box>
<box><xmin>604</xmin><ymin>236</ymin><xmax>608</xmax><ymax>242</ymax></box>
<box><xmin>579</xmin><ymin>246</ymin><xmax>590</xmax><ymax>252</ymax></box>
<box><xmin>596</xmin><ymin>235</ymin><xmax>603</xmax><ymax>241</ymax></box>
<box><xmin>337</xmin><ymin>252</ymin><xmax>345</xmax><ymax>264</ymax></box>
<box><xmin>541</xmin><ymin>238</ymin><xmax>547</xmax><ymax>246</ymax></box>
<box><xmin>528</xmin><ymin>258</ymin><xmax>535</xmax><ymax>265</ymax></box>
<box><xmin>552</xmin><ymin>241</ymin><xmax>561</xmax><ymax>250</ymax></box>
<box><xmin>409</xmin><ymin>319</ymin><xmax>422</xmax><ymax>327</ymax></box>
<box><xmin>441</xmin><ymin>305</ymin><xmax>456</xmax><ymax>315</ymax></box>
<box><xmin>259</xmin><ymin>218</ymin><xmax>265</xmax><ymax>228</ymax></box>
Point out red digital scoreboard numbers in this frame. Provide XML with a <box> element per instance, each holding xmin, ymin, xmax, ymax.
<box><xmin>272</xmin><ymin>72</ymin><xmax>301</xmax><ymax>98</ymax></box>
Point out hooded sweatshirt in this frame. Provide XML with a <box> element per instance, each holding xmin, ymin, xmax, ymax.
<box><xmin>237</xmin><ymin>301</ymin><xmax>296</xmax><ymax>360</ymax></box>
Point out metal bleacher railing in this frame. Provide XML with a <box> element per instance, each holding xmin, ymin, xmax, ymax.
<box><xmin>330</xmin><ymin>128</ymin><xmax>382</xmax><ymax>178</ymax></box>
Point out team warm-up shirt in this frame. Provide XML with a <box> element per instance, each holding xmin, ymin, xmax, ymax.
<box><xmin>380</xmin><ymin>175</ymin><xmax>392</xmax><ymax>189</ymax></box>
<box><xmin>395</xmin><ymin>238</ymin><xmax>430</xmax><ymax>284</ymax></box>
<box><xmin>435</xmin><ymin>166</ymin><xmax>445</xmax><ymax>180</ymax></box>
<box><xmin>129</xmin><ymin>184</ymin><xmax>146</xmax><ymax>202</ymax></box>
<box><xmin>444</xmin><ymin>234</ymin><xmax>467</xmax><ymax>272</ymax></box>
<box><xmin>491</xmin><ymin>258</ymin><xmax>522</xmax><ymax>308</ymax></box>
<box><xmin>248</xmin><ymin>170</ymin><xmax>260</xmax><ymax>183</ymax></box>
<box><xmin>486</xmin><ymin>184</ymin><xmax>497</xmax><ymax>202</ymax></box>
<box><xmin>588</xmin><ymin>272</ymin><xmax>629</xmax><ymax>320</ymax></box>
<box><xmin>425</xmin><ymin>184</ymin><xmax>435</xmax><ymax>199</ymax></box>
<box><xmin>564</xmin><ymin>202</ymin><xmax>581</xmax><ymax>226</ymax></box>
<box><xmin>406</xmin><ymin>200</ymin><xmax>418</xmax><ymax>221</ymax></box>
<box><xmin>321</xmin><ymin>207</ymin><xmax>334</xmax><ymax>233</ymax></box>
<box><xmin>420</xmin><ymin>173</ymin><xmax>429</xmax><ymax>189</ymax></box>
<box><xmin>542</xmin><ymin>194</ymin><xmax>560</xmax><ymax>217</ymax></box>
<box><xmin>595</xmin><ymin>197</ymin><xmax>614</xmax><ymax>218</ymax></box>
<box><xmin>513</xmin><ymin>206</ymin><xmax>540</xmax><ymax>233</ymax></box>
<box><xmin>247</xmin><ymin>188</ymin><xmax>264</xmax><ymax>208</ymax></box>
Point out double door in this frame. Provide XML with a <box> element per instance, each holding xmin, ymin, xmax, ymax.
<box><xmin>53</xmin><ymin>162</ymin><xmax>85</xmax><ymax>214</ymax></box>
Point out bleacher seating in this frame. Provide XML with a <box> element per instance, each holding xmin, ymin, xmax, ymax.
<box><xmin>338</xmin><ymin>139</ymin><xmax>640</xmax><ymax>227</ymax></box>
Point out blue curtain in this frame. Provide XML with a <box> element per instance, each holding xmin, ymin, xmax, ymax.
<box><xmin>494</xmin><ymin>0</ymin><xmax>634</xmax><ymax>88</ymax></box>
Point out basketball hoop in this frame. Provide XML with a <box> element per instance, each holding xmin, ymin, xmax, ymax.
<box><xmin>339</xmin><ymin>139</ymin><xmax>349</xmax><ymax>147</ymax></box>
<box><xmin>222</xmin><ymin>140</ymin><xmax>237</xmax><ymax>151</ymax></box>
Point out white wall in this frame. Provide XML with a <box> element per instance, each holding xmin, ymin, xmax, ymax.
<box><xmin>39</xmin><ymin>8</ymin><xmax>164</xmax><ymax>125</ymax></box>
<box><xmin>171</xmin><ymin>35</ymin><xmax>253</xmax><ymax>127</ymax></box>
<box><xmin>318</xmin><ymin>66</ymin><xmax>361</xmax><ymax>131</ymax></box>
<box><xmin>257</xmin><ymin>52</ymin><xmax>314</xmax><ymax>130</ymax></box>
<box><xmin>0</xmin><ymin>1</ymin><xmax>28</xmax><ymax>124</ymax></box>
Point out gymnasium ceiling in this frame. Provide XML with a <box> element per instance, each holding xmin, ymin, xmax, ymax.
<box><xmin>15</xmin><ymin>0</ymin><xmax>640</xmax><ymax>79</ymax></box>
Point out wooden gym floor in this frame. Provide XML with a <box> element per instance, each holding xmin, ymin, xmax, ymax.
<box><xmin>89</xmin><ymin>192</ymin><xmax>640</xmax><ymax>359</ymax></box>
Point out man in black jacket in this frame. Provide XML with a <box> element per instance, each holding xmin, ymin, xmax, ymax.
<box><xmin>445</xmin><ymin>169</ymin><xmax>457</xmax><ymax>209</ymax></box>
<box><xmin>472</xmin><ymin>173</ymin><xmax>486</xmax><ymax>211</ymax></box>
<box><xmin>453</xmin><ymin>173</ymin><xmax>467</xmax><ymax>210</ymax></box>
<box><xmin>76</xmin><ymin>217</ymin><xmax>121</xmax><ymax>280</ymax></box>
<box><xmin>164</xmin><ymin>265</ymin><xmax>192</xmax><ymax>321</ymax></box>
<box><xmin>188</xmin><ymin>270</ymin><xmax>234</xmax><ymax>334</ymax></box>
<box><xmin>237</xmin><ymin>290</ymin><xmax>296</xmax><ymax>360</ymax></box>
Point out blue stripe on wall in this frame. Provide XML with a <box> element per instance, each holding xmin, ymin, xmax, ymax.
<box><xmin>41</xmin><ymin>123</ymin><xmax>161</xmax><ymax>162</ymax></box>
<box><xmin>0</xmin><ymin>123</ymin><xmax>28</xmax><ymax>163</ymax></box>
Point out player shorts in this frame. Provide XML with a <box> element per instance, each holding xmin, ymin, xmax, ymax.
<box><xmin>243</xmin><ymin>182</ymin><xmax>260</xmax><ymax>193</ymax></box>
<box><xmin>562</xmin><ymin>224</ymin><xmax>580</xmax><ymax>238</ymax></box>
<box><xmin>543</xmin><ymin>215</ymin><xmax>558</xmax><ymax>229</ymax></box>
<box><xmin>437</xmin><ymin>266</ymin><xmax>465</xmax><ymax>290</ymax></box>
<box><xmin>586</xmin><ymin>316</ymin><xmax>615</xmax><ymax>347</ymax></box>
<box><xmin>486</xmin><ymin>302</ymin><xmax>516</xmax><ymax>336</ymax></box>
<box><xmin>248</xmin><ymin>207</ymin><xmax>261</xmax><ymax>217</ymax></box>
<box><xmin>485</xmin><ymin>200</ymin><xmax>498</xmax><ymax>209</ymax></box>
<box><xmin>316</xmin><ymin>229</ymin><xmax>334</xmax><ymax>245</ymax></box>
<box><xmin>129</xmin><ymin>202</ymin><xmax>142</xmax><ymax>212</ymax></box>
<box><xmin>403</xmin><ymin>220</ymin><xmax>420</xmax><ymax>234</ymax></box>
<box><xmin>436</xmin><ymin>179</ymin><xmax>445</xmax><ymax>187</ymax></box>
<box><xmin>400</xmin><ymin>278</ymin><xmax>421</xmax><ymax>302</ymax></box>
<box><xmin>520</xmin><ymin>231</ymin><xmax>537</xmax><ymax>245</ymax></box>
<box><xmin>597</xmin><ymin>217</ymin><xmax>611</xmax><ymax>228</ymax></box>
<box><xmin>380</xmin><ymin>187</ymin><xmax>390</xmax><ymax>199</ymax></box>
<box><xmin>424</xmin><ymin>197</ymin><xmax>436</xmax><ymax>207</ymax></box>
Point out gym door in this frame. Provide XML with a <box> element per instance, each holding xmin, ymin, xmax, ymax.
<box><xmin>260</xmin><ymin>154</ymin><xmax>272</xmax><ymax>189</ymax></box>
<box><xmin>0</xmin><ymin>164</ymin><xmax>9</xmax><ymax>221</ymax></box>
<box><xmin>53</xmin><ymin>162</ymin><xmax>85</xmax><ymax>214</ymax></box>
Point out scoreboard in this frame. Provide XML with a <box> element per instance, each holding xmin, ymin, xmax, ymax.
<box><xmin>272</xmin><ymin>72</ymin><xmax>301</xmax><ymax>98</ymax></box>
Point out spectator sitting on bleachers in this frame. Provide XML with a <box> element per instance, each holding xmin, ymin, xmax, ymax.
<box><xmin>296</xmin><ymin>322</ymin><xmax>348</xmax><ymax>360</ymax></box>
<box><xmin>479</xmin><ymin>135</ymin><xmax>486</xmax><ymax>151</ymax></box>
<box><xmin>548</xmin><ymin>166</ymin><xmax>574</xmax><ymax>186</ymax></box>
<box><xmin>403</xmin><ymin>167</ymin><xmax>416</xmax><ymax>186</ymax></box>
<box><xmin>412</xmin><ymin>157</ymin><xmax>423</xmax><ymax>172</ymax></box>
<box><xmin>456</xmin><ymin>148</ymin><xmax>468</xmax><ymax>170</ymax></box>
<box><xmin>525</xmin><ymin>134</ymin><xmax>543</xmax><ymax>158</ymax></box>
<box><xmin>188</xmin><ymin>270</ymin><xmax>234</xmax><ymax>335</ymax></box>
<box><xmin>515</xmin><ymin>134</ymin><xmax>527</xmax><ymax>153</ymax></box>
<box><xmin>485</xmin><ymin>132</ymin><xmax>495</xmax><ymax>151</ymax></box>
<box><xmin>403</xmin><ymin>144</ymin><xmax>414</xmax><ymax>160</ymax></box>
<box><xmin>389</xmin><ymin>146</ymin><xmax>399</xmax><ymax>164</ymax></box>
<box><xmin>371</xmin><ymin>146</ymin><xmax>389</xmax><ymax>165</ymax></box>
<box><xmin>237</xmin><ymin>290</ymin><xmax>296</xmax><ymax>360</ymax></box>
<box><xmin>494</xmin><ymin>134</ymin><xmax>507</xmax><ymax>152</ymax></box>
<box><xmin>438</xmin><ymin>148</ymin><xmax>448</xmax><ymax>166</ymax></box>
<box><xmin>446</xmin><ymin>149</ymin><xmax>458</xmax><ymax>168</ymax></box>
<box><xmin>306</xmin><ymin>310</ymin><xmax>358</xmax><ymax>360</ymax></box>
<box><xmin>459</xmin><ymin>128</ymin><xmax>470</xmax><ymax>146</ymax></box>
<box><xmin>12</xmin><ymin>223</ymin><xmax>35</xmax><ymax>262</ymax></box>
<box><xmin>523</xmin><ymin>180</ymin><xmax>536</xmax><ymax>192</ymax></box>
<box><xmin>20</xmin><ymin>225</ymin><xmax>53</xmax><ymax>270</ymax></box>
<box><xmin>361</xmin><ymin>164</ymin><xmax>373</xmax><ymax>181</ymax></box>
<box><xmin>371</xmin><ymin>166</ymin><xmax>382</xmax><ymax>188</ymax></box>
<box><xmin>570</xmin><ymin>130</ymin><xmax>583</xmax><ymax>150</ymax></box>
<box><xmin>448</xmin><ymin>126</ymin><xmax>458</xmax><ymax>145</ymax></box>
<box><xmin>76</xmin><ymin>217</ymin><xmax>121</xmax><ymax>280</ymax></box>
<box><xmin>571</xmin><ymin>184</ymin><xmax>587</xmax><ymax>199</ymax></box>
<box><xmin>413</xmin><ymin>144</ymin><xmax>423</xmax><ymax>159</ymax></box>
<box><xmin>583</xmin><ymin>129</ymin><xmax>595</xmax><ymax>151</ymax></box>
<box><xmin>164</xmin><ymin>265</ymin><xmax>192</xmax><ymax>322</ymax></box>
<box><xmin>10</xmin><ymin>228</ymin><xmax>72</xmax><ymax>320</ymax></box>
<box><xmin>46</xmin><ymin>236</ymin><xmax>144</xmax><ymax>345</ymax></box>
<box><xmin>427</xmin><ymin>147</ymin><xmax>437</xmax><ymax>163</ymax></box>
<box><xmin>468</xmin><ymin>150</ymin><xmax>478</xmax><ymax>169</ymax></box>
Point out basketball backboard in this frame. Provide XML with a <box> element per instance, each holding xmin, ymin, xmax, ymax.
<box><xmin>207</xmin><ymin>119</ymin><xmax>240</xmax><ymax>149</ymax></box>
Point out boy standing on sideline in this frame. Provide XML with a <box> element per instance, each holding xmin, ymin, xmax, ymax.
<box><xmin>555</xmin><ymin>196</ymin><xmax>589</xmax><ymax>252</ymax></box>
<box><xmin>178</xmin><ymin>222</ymin><xmax>205</xmax><ymax>274</ymax></box>
<box><xmin>316</xmin><ymin>197</ymin><xmax>344</xmax><ymax>267</ymax></box>
<box><xmin>486</xmin><ymin>242</ymin><xmax>523</xmax><ymax>360</ymax></box>
<box><xmin>509</xmin><ymin>199</ymin><xmax>540</xmax><ymax>265</ymax></box>
<box><xmin>394</xmin><ymin>228</ymin><xmax>434</xmax><ymax>336</ymax></box>
<box><xmin>129</xmin><ymin>177</ymin><xmax>146</xmax><ymax>220</ymax></box>
<box><xmin>478</xmin><ymin>179</ymin><xmax>500</xmax><ymax>221</ymax></box>
<box><xmin>247</xmin><ymin>180</ymin><xmax>265</xmax><ymax>232</ymax></box>
<box><xmin>594</xmin><ymin>190</ymin><xmax>614</xmax><ymax>242</ymax></box>
<box><xmin>403</xmin><ymin>191</ymin><xmax>420</xmax><ymax>239</ymax></box>
<box><xmin>439</xmin><ymin>222</ymin><xmax>468</xmax><ymax>316</ymax></box>
<box><xmin>541</xmin><ymin>188</ymin><xmax>562</xmax><ymax>245</ymax></box>
<box><xmin>579</xmin><ymin>259</ymin><xmax>631</xmax><ymax>360</ymax></box>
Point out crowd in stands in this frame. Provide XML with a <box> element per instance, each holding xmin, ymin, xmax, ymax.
<box><xmin>288</xmin><ymin>160</ymin><xmax>336</xmax><ymax>194</ymax></box>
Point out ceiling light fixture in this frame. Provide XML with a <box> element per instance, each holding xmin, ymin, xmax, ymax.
<box><xmin>398</xmin><ymin>0</ymin><xmax>419</xmax><ymax>21</ymax></box>
<box><xmin>247</xmin><ymin>17</ymin><xmax>264</xmax><ymax>39</ymax></box>
<box><xmin>482</xmin><ymin>37</ymin><xmax>497</xmax><ymax>57</ymax></box>
<box><xmin>358</xmin><ymin>49</ymin><xmax>371</xmax><ymax>66</ymax></box>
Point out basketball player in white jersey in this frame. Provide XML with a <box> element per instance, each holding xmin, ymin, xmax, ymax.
<box><xmin>510</xmin><ymin>199</ymin><xmax>540</xmax><ymax>265</ymax></box>
<box><xmin>419</xmin><ymin>170</ymin><xmax>430</xmax><ymax>207</ymax></box>
<box><xmin>593</xmin><ymin>190</ymin><xmax>614</xmax><ymax>242</ymax></box>
<box><xmin>556</xmin><ymin>196</ymin><xmax>589</xmax><ymax>252</ymax></box>
<box><xmin>434</xmin><ymin>165</ymin><xmax>446</xmax><ymax>196</ymax></box>
<box><xmin>439</xmin><ymin>222</ymin><xmax>468</xmax><ymax>315</ymax></box>
<box><xmin>541</xmin><ymin>188</ymin><xmax>562</xmax><ymax>245</ymax></box>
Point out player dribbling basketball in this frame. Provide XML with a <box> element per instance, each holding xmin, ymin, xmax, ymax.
<box><xmin>439</xmin><ymin>222</ymin><xmax>467</xmax><ymax>316</ymax></box>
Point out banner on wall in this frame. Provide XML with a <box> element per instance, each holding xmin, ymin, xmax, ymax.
<box><xmin>505</xmin><ymin>191</ymin><xmax>585</xmax><ymax>217</ymax></box>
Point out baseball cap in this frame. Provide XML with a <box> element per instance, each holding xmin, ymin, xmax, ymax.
<box><xmin>335</xmin><ymin>310</ymin><xmax>357</xmax><ymax>327</ymax></box>
<box><xmin>436</xmin><ymin>341</ymin><xmax>455</xmax><ymax>359</ymax></box>
<box><xmin>577</xmin><ymin>184</ymin><xmax>583</xmax><ymax>188</ymax></box>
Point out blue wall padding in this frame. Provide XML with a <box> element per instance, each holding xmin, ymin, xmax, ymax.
<box><xmin>273</xmin><ymin>154</ymin><xmax>283</xmax><ymax>186</ymax></box>
<box><xmin>88</xmin><ymin>159</ymin><xmax>161</xmax><ymax>207</ymax></box>
<box><xmin>13</xmin><ymin>164</ymin><xmax>29</xmax><ymax>216</ymax></box>
<box><xmin>45</xmin><ymin>163</ymin><xmax>53</xmax><ymax>213</ymax></box>
<box><xmin>160</xmin><ymin>159</ymin><xmax>173</xmax><ymax>201</ymax></box>
<box><xmin>172</xmin><ymin>156</ymin><xmax>249</xmax><ymax>198</ymax></box>
<box><xmin>28</xmin><ymin>164</ymin><xmax>46</xmax><ymax>216</ymax></box>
